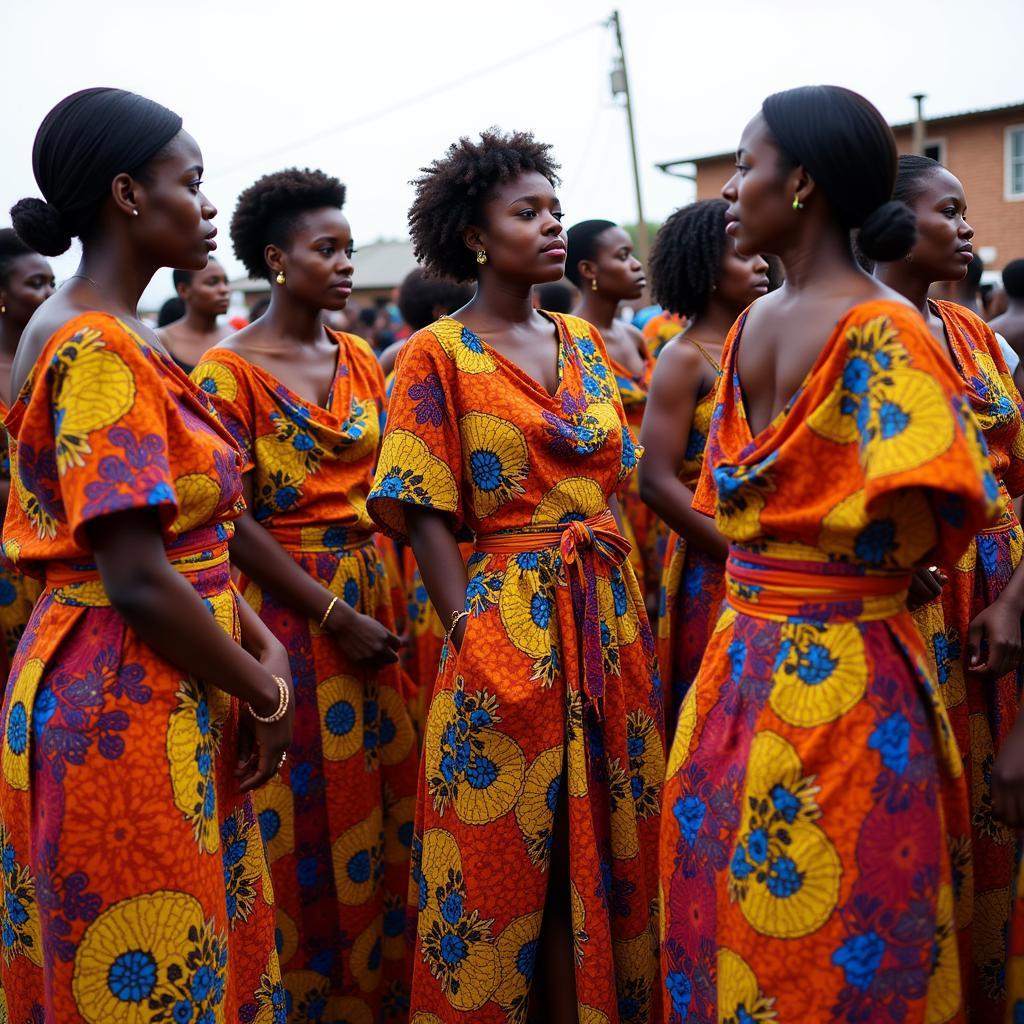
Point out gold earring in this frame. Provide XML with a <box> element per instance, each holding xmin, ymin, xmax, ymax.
<box><xmin>0</xmin><ymin>303</ymin><xmax>5</xmax><ymax>315</ymax></box>
<box><xmin>276</xmin><ymin>271</ymin><xmax>286</xmax><ymax>285</ymax></box>
<box><xmin>792</xmin><ymin>194</ymin><xmax>804</xmax><ymax>210</ymax></box>
<box><xmin>591</xmin><ymin>278</ymin><xmax>599</xmax><ymax>291</ymax></box>
<box><xmin>476</xmin><ymin>249</ymin><xmax>488</xmax><ymax>266</ymax></box>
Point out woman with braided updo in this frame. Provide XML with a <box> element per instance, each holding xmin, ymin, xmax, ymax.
<box><xmin>638</xmin><ymin>200</ymin><xmax>769</xmax><ymax>726</ymax></box>
<box><xmin>368</xmin><ymin>129</ymin><xmax>663</xmax><ymax>1024</ymax></box>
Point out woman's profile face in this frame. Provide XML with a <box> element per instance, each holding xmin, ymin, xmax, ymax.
<box><xmin>903</xmin><ymin>168</ymin><xmax>974</xmax><ymax>284</ymax></box>
<box><xmin>134</xmin><ymin>130</ymin><xmax>218</xmax><ymax>273</ymax></box>
<box><xmin>720</xmin><ymin>113</ymin><xmax>793</xmax><ymax>259</ymax></box>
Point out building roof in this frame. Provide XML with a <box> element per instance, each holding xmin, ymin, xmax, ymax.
<box><xmin>656</xmin><ymin>99</ymin><xmax>1024</xmax><ymax>172</ymax></box>
<box><xmin>229</xmin><ymin>238</ymin><xmax>418</xmax><ymax>293</ymax></box>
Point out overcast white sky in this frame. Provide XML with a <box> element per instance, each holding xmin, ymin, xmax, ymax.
<box><xmin>3</xmin><ymin>0</ymin><xmax>1022</xmax><ymax>308</ymax></box>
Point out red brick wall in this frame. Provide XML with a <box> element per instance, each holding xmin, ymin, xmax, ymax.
<box><xmin>693</xmin><ymin>111</ymin><xmax>1024</xmax><ymax>273</ymax></box>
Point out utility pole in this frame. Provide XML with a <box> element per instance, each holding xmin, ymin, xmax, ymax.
<box><xmin>912</xmin><ymin>93</ymin><xmax>927</xmax><ymax>156</ymax></box>
<box><xmin>608</xmin><ymin>10</ymin><xmax>650</xmax><ymax>266</ymax></box>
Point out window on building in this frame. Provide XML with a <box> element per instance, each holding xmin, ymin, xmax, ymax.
<box><xmin>1008</xmin><ymin>126</ymin><xmax>1024</xmax><ymax>199</ymax></box>
<box><xmin>923</xmin><ymin>139</ymin><xmax>945</xmax><ymax>164</ymax></box>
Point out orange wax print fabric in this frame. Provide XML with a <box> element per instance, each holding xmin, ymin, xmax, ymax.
<box><xmin>909</xmin><ymin>302</ymin><xmax>1024</xmax><ymax>1021</ymax></box>
<box><xmin>656</xmin><ymin>344</ymin><xmax>725</xmax><ymax>727</ymax></box>
<box><xmin>642</xmin><ymin>311</ymin><xmax>687</xmax><ymax>359</ymax></box>
<box><xmin>368</xmin><ymin>313</ymin><xmax>664</xmax><ymax>1024</ymax></box>
<box><xmin>659</xmin><ymin>301</ymin><xmax>999</xmax><ymax>1024</ymax></box>
<box><xmin>193</xmin><ymin>332</ymin><xmax>418</xmax><ymax>1021</ymax></box>
<box><xmin>611</xmin><ymin>350</ymin><xmax>661</xmax><ymax>608</ymax></box>
<box><xmin>0</xmin><ymin>400</ymin><xmax>40</xmax><ymax>679</ymax></box>
<box><xmin>0</xmin><ymin>313</ymin><xmax>283</xmax><ymax>1024</ymax></box>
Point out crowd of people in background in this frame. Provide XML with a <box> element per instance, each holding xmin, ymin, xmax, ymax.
<box><xmin>3</xmin><ymin>82</ymin><xmax>1024</xmax><ymax>1024</ymax></box>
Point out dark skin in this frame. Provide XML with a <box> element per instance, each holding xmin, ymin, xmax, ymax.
<box><xmin>876</xmin><ymin>168</ymin><xmax>1024</xmax><ymax>827</ymax></box>
<box><xmin>216</xmin><ymin>207</ymin><xmax>400</xmax><ymax>669</ymax></box>
<box><xmin>158</xmin><ymin>257</ymin><xmax>233</xmax><ymax>368</ymax></box>
<box><xmin>407</xmin><ymin>168</ymin><xmax>607</xmax><ymax>1024</ymax></box>
<box><xmin>572</xmin><ymin>225</ymin><xmax>649</xmax><ymax>377</ymax></box>
<box><xmin>991</xmin><ymin>291</ymin><xmax>1024</xmax><ymax>358</ymax></box>
<box><xmin>13</xmin><ymin>130</ymin><xmax>293</xmax><ymax>791</ymax></box>
<box><xmin>0</xmin><ymin>252</ymin><xmax>54</xmax><ymax>509</ymax></box>
<box><xmin>638</xmin><ymin>238</ymin><xmax>769</xmax><ymax>560</ymax></box>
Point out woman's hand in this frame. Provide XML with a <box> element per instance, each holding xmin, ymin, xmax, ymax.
<box><xmin>326</xmin><ymin>600</ymin><xmax>401</xmax><ymax>669</ymax></box>
<box><xmin>966</xmin><ymin>596</ymin><xmax>1023</xmax><ymax>678</ymax></box>
<box><xmin>992</xmin><ymin>720</ymin><xmax>1024</xmax><ymax>828</ymax></box>
<box><xmin>907</xmin><ymin>566</ymin><xmax>947</xmax><ymax>611</ymax></box>
<box><xmin>234</xmin><ymin>675</ymin><xmax>294</xmax><ymax>794</ymax></box>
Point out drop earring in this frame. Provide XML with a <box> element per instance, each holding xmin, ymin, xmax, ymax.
<box><xmin>476</xmin><ymin>249</ymin><xmax>488</xmax><ymax>266</ymax></box>
<box><xmin>276</xmin><ymin>271</ymin><xmax>286</xmax><ymax>285</ymax></box>
<box><xmin>591</xmin><ymin>278</ymin><xmax>599</xmax><ymax>291</ymax></box>
<box><xmin>792</xmin><ymin>194</ymin><xmax>804</xmax><ymax>211</ymax></box>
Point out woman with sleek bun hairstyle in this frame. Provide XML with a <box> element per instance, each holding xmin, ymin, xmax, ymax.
<box><xmin>637</xmin><ymin>200</ymin><xmax>769</xmax><ymax>727</ymax></box>
<box><xmin>875</xmin><ymin>155</ymin><xmax>1024</xmax><ymax>1021</ymax></box>
<box><xmin>368</xmin><ymin>129</ymin><xmax>662</xmax><ymax>1023</ymax></box>
<box><xmin>659</xmin><ymin>86</ymin><xmax>997</xmax><ymax>1022</ymax></box>
<box><xmin>193</xmin><ymin>167</ymin><xmax>418</xmax><ymax>1018</ymax></box>
<box><xmin>2</xmin><ymin>88</ymin><xmax>288</xmax><ymax>1021</ymax></box>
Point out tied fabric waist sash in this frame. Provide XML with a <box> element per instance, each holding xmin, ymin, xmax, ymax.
<box><xmin>726</xmin><ymin>547</ymin><xmax>910</xmax><ymax>622</ymax></box>
<box><xmin>475</xmin><ymin>510</ymin><xmax>632</xmax><ymax>711</ymax></box>
<box><xmin>44</xmin><ymin>536</ymin><xmax>231</xmax><ymax>607</ymax></box>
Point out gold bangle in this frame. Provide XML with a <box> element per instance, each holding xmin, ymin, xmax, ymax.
<box><xmin>249</xmin><ymin>675</ymin><xmax>290</xmax><ymax>724</ymax></box>
<box><xmin>319</xmin><ymin>595</ymin><xmax>339</xmax><ymax>630</ymax></box>
<box><xmin>445</xmin><ymin>609</ymin><xmax>470</xmax><ymax>646</ymax></box>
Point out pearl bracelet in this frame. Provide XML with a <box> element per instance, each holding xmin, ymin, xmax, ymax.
<box><xmin>249</xmin><ymin>675</ymin><xmax>290</xmax><ymax>723</ymax></box>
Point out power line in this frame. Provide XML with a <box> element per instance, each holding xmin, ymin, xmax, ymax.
<box><xmin>215</xmin><ymin>20</ymin><xmax>603</xmax><ymax>178</ymax></box>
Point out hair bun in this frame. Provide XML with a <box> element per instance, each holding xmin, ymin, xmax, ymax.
<box><xmin>856</xmin><ymin>200</ymin><xmax>916</xmax><ymax>263</ymax></box>
<box><xmin>10</xmin><ymin>197</ymin><xmax>72</xmax><ymax>257</ymax></box>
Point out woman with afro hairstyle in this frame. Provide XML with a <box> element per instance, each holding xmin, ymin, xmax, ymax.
<box><xmin>368</xmin><ymin>129</ymin><xmax>663</xmax><ymax>1023</ymax></box>
<box><xmin>0</xmin><ymin>230</ymin><xmax>53</xmax><ymax>675</ymax></box>
<box><xmin>3</xmin><ymin>88</ymin><xmax>289</xmax><ymax>1023</ymax></box>
<box><xmin>192</xmin><ymin>168</ymin><xmax>419</xmax><ymax>1018</ymax></box>
<box><xmin>874</xmin><ymin>156</ymin><xmax>1024</xmax><ymax>1021</ymax></box>
<box><xmin>566</xmin><ymin>219</ymin><xmax>660</xmax><ymax>616</ymax></box>
<box><xmin>637</xmin><ymin>200</ymin><xmax>769</xmax><ymax>727</ymax></box>
<box><xmin>660</xmin><ymin>87</ymin><xmax>998</xmax><ymax>1022</ymax></box>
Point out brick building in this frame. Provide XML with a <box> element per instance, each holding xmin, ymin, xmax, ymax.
<box><xmin>656</xmin><ymin>101</ymin><xmax>1024</xmax><ymax>276</ymax></box>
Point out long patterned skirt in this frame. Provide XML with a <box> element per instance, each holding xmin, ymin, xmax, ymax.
<box><xmin>656</xmin><ymin>530</ymin><xmax>725</xmax><ymax>731</ymax></box>
<box><xmin>660</xmin><ymin>554</ymin><xmax>970</xmax><ymax>1023</ymax></box>
<box><xmin>0</xmin><ymin>544</ymin><xmax>282</xmax><ymax>1023</ymax></box>
<box><xmin>409</xmin><ymin>536</ymin><xmax>664</xmax><ymax>1023</ymax></box>
<box><xmin>244</xmin><ymin>533</ymin><xmax>418</xmax><ymax>1021</ymax></box>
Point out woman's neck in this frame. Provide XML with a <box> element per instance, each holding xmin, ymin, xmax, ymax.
<box><xmin>0</xmin><ymin>317</ymin><xmax>23</xmax><ymax>357</ymax></box>
<box><xmin>692</xmin><ymin>297</ymin><xmax>742</xmax><ymax>342</ymax></box>
<box><xmin>575</xmin><ymin>290</ymin><xmax>620</xmax><ymax>330</ymax></box>
<box><xmin>181</xmin><ymin>305</ymin><xmax>221</xmax><ymax>335</ymax></box>
<box><xmin>262</xmin><ymin>293</ymin><xmax>328</xmax><ymax>345</ymax></box>
<box><xmin>463</xmin><ymin>276</ymin><xmax>536</xmax><ymax>329</ymax></box>
<box><xmin>874</xmin><ymin>261</ymin><xmax>931</xmax><ymax>317</ymax></box>
<box><xmin>77</xmin><ymin>235</ymin><xmax>156</xmax><ymax>318</ymax></box>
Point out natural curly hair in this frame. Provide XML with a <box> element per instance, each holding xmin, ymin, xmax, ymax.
<box><xmin>230</xmin><ymin>168</ymin><xmax>346</xmax><ymax>280</ymax></box>
<box><xmin>648</xmin><ymin>199</ymin><xmax>727</xmax><ymax>318</ymax></box>
<box><xmin>408</xmin><ymin>128</ymin><xmax>561</xmax><ymax>282</ymax></box>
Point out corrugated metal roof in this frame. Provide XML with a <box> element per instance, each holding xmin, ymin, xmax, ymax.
<box><xmin>229</xmin><ymin>238</ymin><xmax>418</xmax><ymax>293</ymax></box>
<box><xmin>657</xmin><ymin>99</ymin><xmax>1024</xmax><ymax>170</ymax></box>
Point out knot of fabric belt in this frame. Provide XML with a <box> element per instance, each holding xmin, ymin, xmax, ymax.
<box><xmin>558</xmin><ymin>511</ymin><xmax>633</xmax><ymax>714</ymax></box>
